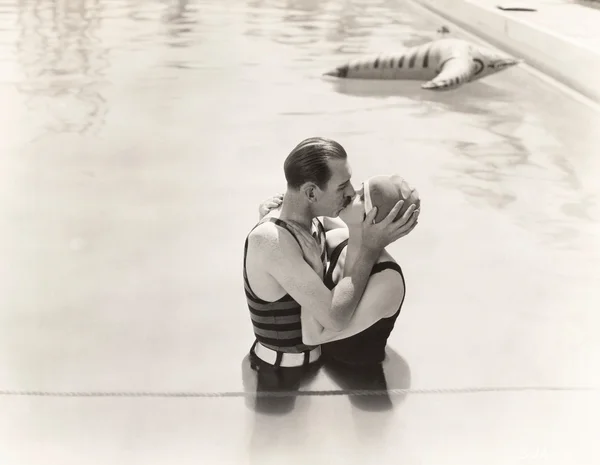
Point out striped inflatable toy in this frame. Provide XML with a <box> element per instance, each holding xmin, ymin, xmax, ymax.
<box><xmin>323</xmin><ymin>38</ymin><xmax>523</xmax><ymax>91</ymax></box>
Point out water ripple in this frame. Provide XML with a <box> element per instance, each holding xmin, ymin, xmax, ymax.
<box><xmin>1</xmin><ymin>0</ymin><xmax>598</xmax><ymax>255</ymax></box>
<box><xmin>14</xmin><ymin>0</ymin><xmax>109</xmax><ymax>137</ymax></box>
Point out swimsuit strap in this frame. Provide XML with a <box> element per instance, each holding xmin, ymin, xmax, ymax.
<box><xmin>324</xmin><ymin>238</ymin><xmax>349</xmax><ymax>285</ymax></box>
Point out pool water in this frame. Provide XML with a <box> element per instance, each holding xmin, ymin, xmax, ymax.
<box><xmin>1</xmin><ymin>1</ymin><xmax>600</xmax><ymax>464</ymax></box>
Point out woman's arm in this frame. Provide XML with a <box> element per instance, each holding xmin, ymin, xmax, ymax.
<box><xmin>302</xmin><ymin>269</ymin><xmax>405</xmax><ymax>345</ymax></box>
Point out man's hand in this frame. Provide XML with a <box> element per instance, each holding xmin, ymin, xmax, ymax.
<box><xmin>362</xmin><ymin>201</ymin><xmax>420</xmax><ymax>251</ymax></box>
<box><xmin>258</xmin><ymin>193</ymin><xmax>284</xmax><ymax>220</ymax></box>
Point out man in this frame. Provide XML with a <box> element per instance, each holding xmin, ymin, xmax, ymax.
<box><xmin>243</xmin><ymin>137</ymin><xmax>419</xmax><ymax>385</ymax></box>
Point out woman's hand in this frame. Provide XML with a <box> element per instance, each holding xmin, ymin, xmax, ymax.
<box><xmin>258</xmin><ymin>193</ymin><xmax>284</xmax><ymax>220</ymax></box>
<box><xmin>362</xmin><ymin>201</ymin><xmax>420</xmax><ymax>251</ymax></box>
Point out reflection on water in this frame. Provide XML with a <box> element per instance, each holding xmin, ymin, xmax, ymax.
<box><xmin>436</xmin><ymin>107</ymin><xmax>598</xmax><ymax>248</ymax></box>
<box><xmin>326</xmin><ymin>74</ymin><xmax>598</xmax><ymax>249</ymax></box>
<box><xmin>15</xmin><ymin>0</ymin><xmax>108</xmax><ymax>137</ymax></box>
<box><xmin>162</xmin><ymin>0</ymin><xmax>197</xmax><ymax>48</ymax></box>
<box><xmin>244</xmin><ymin>0</ymin><xmax>436</xmax><ymax>55</ymax></box>
<box><xmin>245</xmin><ymin>349</ymin><xmax>411</xmax><ymax>464</ymax></box>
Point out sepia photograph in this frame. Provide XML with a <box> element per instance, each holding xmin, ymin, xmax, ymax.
<box><xmin>1</xmin><ymin>0</ymin><xmax>599</xmax><ymax>464</ymax></box>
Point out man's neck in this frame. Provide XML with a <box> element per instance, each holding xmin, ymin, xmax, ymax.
<box><xmin>278</xmin><ymin>191</ymin><xmax>315</xmax><ymax>230</ymax></box>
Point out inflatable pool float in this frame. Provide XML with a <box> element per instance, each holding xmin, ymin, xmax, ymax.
<box><xmin>323</xmin><ymin>38</ymin><xmax>523</xmax><ymax>91</ymax></box>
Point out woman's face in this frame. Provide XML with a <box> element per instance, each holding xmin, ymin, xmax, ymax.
<box><xmin>339</xmin><ymin>183</ymin><xmax>366</xmax><ymax>225</ymax></box>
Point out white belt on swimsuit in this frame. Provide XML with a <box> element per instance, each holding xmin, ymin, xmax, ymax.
<box><xmin>253</xmin><ymin>342</ymin><xmax>321</xmax><ymax>368</ymax></box>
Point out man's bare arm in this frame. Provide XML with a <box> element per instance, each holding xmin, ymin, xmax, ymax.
<box><xmin>250</xmin><ymin>200</ymin><xmax>419</xmax><ymax>332</ymax></box>
<box><xmin>249</xmin><ymin>222</ymin><xmax>379</xmax><ymax>332</ymax></box>
<box><xmin>302</xmin><ymin>269</ymin><xmax>405</xmax><ymax>345</ymax></box>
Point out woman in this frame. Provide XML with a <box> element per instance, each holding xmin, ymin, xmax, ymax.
<box><xmin>302</xmin><ymin>174</ymin><xmax>419</xmax><ymax>367</ymax></box>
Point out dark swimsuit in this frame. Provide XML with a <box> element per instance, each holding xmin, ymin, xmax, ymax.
<box><xmin>321</xmin><ymin>239</ymin><xmax>406</xmax><ymax>366</ymax></box>
<box><xmin>243</xmin><ymin>216</ymin><xmax>327</xmax><ymax>356</ymax></box>
<box><xmin>242</xmin><ymin>217</ymin><xmax>327</xmax><ymax>414</ymax></box>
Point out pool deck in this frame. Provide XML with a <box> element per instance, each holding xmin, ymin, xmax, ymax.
<box><xmin>413</xmin><ymin>0</ymin><xmax>600</xmax><ymax>104</ymax></box>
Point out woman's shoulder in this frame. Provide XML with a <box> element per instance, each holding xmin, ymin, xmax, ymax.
<box><xmin>364</xmin><ymin>253</ymin><xmax>405</xmax><ymax>319</ymax></box>
<box><xmin>377</xmin><ymin>248</ymin><xmax>398</xmax><ymax>266</ymax></box>
<box><xmin>325</xmin><ymin>227</ymin><xmax>349</xmax><ymax>254</ymax></box>
<box><xmin>371</xmin><ymin>250</ymin><xmax>404</xmax><ymax>295</ymax></box>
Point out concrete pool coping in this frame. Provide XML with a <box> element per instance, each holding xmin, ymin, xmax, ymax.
<box><xmin>411</xmin><ymin>0</ymin><xmax>600</xmax><ymax>105</ymax></box>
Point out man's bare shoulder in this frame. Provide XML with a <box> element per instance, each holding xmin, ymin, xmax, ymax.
<box><xmin>248</xmin><ymin>221</ymin><xmax>278</xmax><ymax>246</ymax></box>
<box><xmin>247</xmin><ymin>221</ymin><xmax>299</xmax><ymax>261</ymax></box>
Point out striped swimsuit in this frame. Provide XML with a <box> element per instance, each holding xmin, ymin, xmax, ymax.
<box><xmin>243</xmin><ymin>217</ymin><xmax>327</xmax><ymax>360</ymax></box>
<box><xmin>321</xmin><ymin>239</ymin><xmax>406</xmax><ymax>366</ymax></box>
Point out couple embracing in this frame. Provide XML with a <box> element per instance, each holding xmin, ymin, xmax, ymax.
<box><xmin>242</xmin><ymin>137</ymin><xmax>420</xmax><ymax>405</ymax></box>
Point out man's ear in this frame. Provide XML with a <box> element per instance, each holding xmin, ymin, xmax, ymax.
<box><xmin>301</xmin><ymin>183</ymin><xmax>319</xmax><ymax>203</ymax></box>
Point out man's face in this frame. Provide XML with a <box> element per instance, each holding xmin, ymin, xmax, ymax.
<box><xmin>314</xmin><ymin>159</ymin><xmax>356</xmax><ymax>217</ymax></box>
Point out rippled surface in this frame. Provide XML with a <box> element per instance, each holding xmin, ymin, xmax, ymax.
<box><xmin>1</xmin><ymin>0</ymin><xmax>600</xmax><ymax>464</ymax></box>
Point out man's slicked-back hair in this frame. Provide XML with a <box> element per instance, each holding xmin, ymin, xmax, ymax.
<box><xmin>284</xmin><ymin>137</ymin><xmax>347</xmax><ymax>190</ymax></box>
